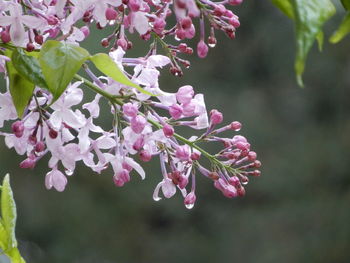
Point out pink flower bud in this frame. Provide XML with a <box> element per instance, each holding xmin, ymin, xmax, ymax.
<box><xmin>185</xmin><ymin>25</ymin><xmax>195</xmax><ymax>39</ymax></box>
<box><xmin>248</xmin><ymin>151</ymin><xmax>257</xmax><ymax>161</ymax></box>
<box><xmin>230</xmin><ymin>121</ymin><xmax>242</xmax><ymax>131</ymax></box>
<box><xmin>139</xmin><ymin>150</ymin><xmax>152</xmax><ymax>162</ymax></box>
<box><xmin>213</xmin><ymin>4</ymin><xmax>226</xmax><ymax>16</ymax></box>
<box><xmin>182</xmin><ymin>102</ymin><xmax>196</xmax><ymax>117</ymax></box>
<box><xmin>105</xmin><ymin>7</ymin><xmax>117</xmax><ymax>20</ymax></box>
<box><xmin>11</xmin><ymin>121</ymin><xmax>24</xmax><ymax>138</ymax></box>
<box><xmin>123</xmin><ymin>103</ymin><xmax>138</xmax><ymax>117</ymax></box>
<box><xmin>229</xmin><ymin>18</ymin><xmax>240</xmax><ymax>28</ymax></box>
<box><xmin>1</xmin><ymin>31</ymin><xmax>11</xmax><ymax>43</ymax></box>
<box><xmin>176</xmin><ymin>85</ymin><xmax>194</xmax><ymax>104</ymax></box>
<box><xmin>184</xmin><ymin>192</ymin><xmax>196</xmax><ymax>208</ymax></box>
<box><xmin>153</xmin><ymin>18</ymin><xmax>166</xmax><ymax>34</ymax></box>
<box><xmin>197</xmin><ymin>40</ymin><xmax>208</xmax><ymax>58</ymax></box>
<box><xmin>80</xmin><ymin>26</ymin><xmax>90</xmax><ymax>38</ymax></box>
<box><xmin>180</xmin><ymin>17</ymin><xmax>192</xmax><ymax>30</ymax></box>
<box><xmin>178</xmin><ymin>175</ymin><xmax>188</xmax><ymax>189</ymax></box>
<box><xmin>191</xmin><ymin>152</ymin><xmax>201</xmax><ymax>160</ymax></box>
<box><xmin>133</xmin><ymin>136</ymin><xmax>145</xmax><ymax>151</ymax></box>
<box><xmin>163</xmin><ymin>124</ymin><xmax>174</xmax><ymax>137</ymax></box>
<box><xmin>113</xmin><ymin>175</ymin><xmax>125</xmax><ymax>187</ymax></box>
<box><xmin>228</xmin><ymin>176</ymin><xmax>240</xmax><ymax>187</ymax></box>
<box><xmin>117</xmin><ymin>38</ymin><xmax>128</xmax><ymax>50</ymax></box>
<box><xmin>176</xmin><ymin>29</ymin><xmax>186</xmax><ymax>40</ymax></box>
<box><xmin>34</xmin><ymin>35</ymin><xmax>43</xmax><ymax>45</ymax></box>
<box><xmin>49</xmin><ymin>129</ymin><xmax>58</xmax><ymax>139</ymax></box>
<box><xmin>128</xmin><ymin>0</ymin><xmax>140</xmax><ymax>12</ymax></box>
<box><xmin>228</xmin><ymin>0</ymin><xmax>243</xmax><ymax>5</ymax></box>
<box><xmin>118</xmin><ymin>169</ymin><xmax>131</xmax><ymax>183</ymax></box>
<box><xmin>175</xmin><ymin>145</ymin><xmax>190</xmax><ymax>161</ymax></box>
<box><xmin>20</xmin><ymin>157</ymin><xmax>36</xmax><ymax>169</ymax></box>
<box><xmin>131</xmin><ymin>115</ymin><xmax>147</xmax><ymax>134</ymax></box>
<box><xmin>35</xmin><ymin>141</ymin><xmax>46</xmax><ymax>152</ymax></box>
<box><xmin>210</xmin><ymin>109</ymin><xmax>223</xmax><ymax>125</ymax></box>
<box><xmin>169</xmin><ymin>104</ymin><xmax>183</xmax><ymax>119</ymax></box>
<box><xmin>178</xmin><ymin>43</ymin><xmax>187</xmax><ymax>53</ymax></box>
<box><xmin>47</xmin><ymin>15</ymin><xmax>59</xmax><ymax>25</ymax></box>
<box><xmin>223</xmin><ymin>184</ymin><xmax>238</xmax><ymax>198</ymax></box>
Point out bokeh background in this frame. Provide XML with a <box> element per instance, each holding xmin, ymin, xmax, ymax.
<box><xmin>1</xmin><ymin>1</ymin><xmax>350</xmax><ymax>262</ymax></box>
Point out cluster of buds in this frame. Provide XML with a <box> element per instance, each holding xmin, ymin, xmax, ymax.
<box><xmin>0</xmin><ymin>0</ymin><xmax>243</xmax><ymax>75</ymax></box>
<box><xmin>0</xmin><ymin>0</ymin><xmax>261</xmax><ymax>209</ymax></box>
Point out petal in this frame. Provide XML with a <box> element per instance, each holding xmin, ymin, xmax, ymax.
<box><xmin>10</xmin><ymin>18</ymin><xmax>25</xmax><ymax>46</ymax></box>
<box><xmin>153</xmin><ymin>181</ymin><xmax>163</xmax><ymax>201</ymax></box>
<box><xmin>125</xmin><ymin>157</ymin><xmax>145</xmax><ymax>180</ymax></box>
<box><xmin>50</xmin><ymin>110</ymin><xmax>63</xmax><ymax>129</ymax></box>
<box><xmin>147</xmin><ymin>55</ymin><xmax>171</xmax><ymax>68</ymax></box>
<box><xmin>52</xmin><ymin>170</ymin><xmax>67</xmax><ymax>192</ymax></box>
<box><xmin>62</xmin><ymin>109</ymin><xmax>85</xmax><ymax>128</ymax></box>
<box><xmin>45</xmin><ymin>172</ymin><xmax>53</xmax><ymax>190</ymax></box>
<box><xmin>133</xmin><ymin>12</ymin><xmax>149</xmax><ymax>35</ymax></box>
<box><xmin>162</xmin><ymin>178</ymin><xmax>176</xmax><ymax>198</ymax></box>
<box><xmin>64</xmin><ymin>86</ymin><xmax>83</xmax><ymax>107</ymax></box>
<box><xmin>21</xmin><ymin>15</ymin><xmax>45</xmax><ymax>28</ymax></box>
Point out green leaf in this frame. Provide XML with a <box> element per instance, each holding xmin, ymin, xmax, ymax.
<box><xmin>316</xmin><ymin>31</ymin><xmax>324</xmax><ymax>51</ymax></box>
<box><xmin>11</xmin><ymin>49</ymin><xmax>48</xmax><ymax>89</ymax></box>
<box><xmin>341</xmin><ymin>0</ymin><xmax>350</xmax><ymax>10</ymax></box>
<box><xmin>5</xmin><ymin>247</ymin><xmax>26</xmax><ymax>263</ymax></box>
<box><xmin>292</xmin><ymin>0</ymin><xmax>336</xmax><ymax>87</ymax></box>
<box><xmin>1</xmin><ymin>175</ymin><xmax>17</xmax><ymax>250</ymax></box>
<box><xmin>38</xmin><ymin>40</ymin><xmax>90</xmax><ymax>102</ymax></box>
<box><xmin>330</xmin><ymin>12</ymin><xmax>350</xmax><ymax>43</ymax></box>
<box><xmin>5</xmin><ymin>50</ymin><xmax>35</xmax><ymax>118</ymax></box>
<box><xmin>89</xmin><ymin>53</ymin><xmax>156</xmax><ymax>96</ymax></box>
<box><xmin>271</xmin><ymin>0</ymin><xmax>294</xmax><ymax>19</ymax></box>
<box><xmin>0</xmin><ymin>220</ymin><xmax>8</xmax><ymax>249</ymax></box>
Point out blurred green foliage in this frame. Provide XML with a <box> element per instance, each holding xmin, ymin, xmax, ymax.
<box><xmin>1</xmin><ymin>1</ymin><xmax>350</xmax><ymax>262</ymax></box>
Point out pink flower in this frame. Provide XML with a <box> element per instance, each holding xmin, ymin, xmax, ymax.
<box><xmin>45</xmin><ymin>168</ymin><xmax>68</xmax><ymax>192</ymax></box>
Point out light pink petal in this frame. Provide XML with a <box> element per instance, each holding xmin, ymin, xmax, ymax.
<box><xmin>52</xmin><ymin>170</ymin><xmax>67</xmax><ymax>192</ymax></box>
<box><xmin>162</xmin><ymin>178</ymin><xmax>176</xmax><ymax>198</ymax></box>
<box><xmin>62</xmin><ymin>109</ymin><xmax>85</xmax><ymax>128</ymax></box>
<box><xmin>147</xmin><ymin>55</ymin><xmax>171</xmax><ymax>68</ymax></box>
<box><xmin>10</xmin><ymin>18</ymin><xmax>25</xmax><ymax>46</ymax></box>
<box><xmin>153</xmin><ymin>181</ymin><xmax>163</xmax><ymax>201</ymax></box>
<box><xmin>0</xmin><ymin>16</ymin><xmax>13</xmax><ymax>26</ymax></box>
<box><xmin>96</xmin><ymin>136</ymin><xmax>116</xmax><ymax>149</ymax></box>
<box><xmin>21</xmin><ymin>15</ymin><xmax>45</xmax><ymax>28</ymax></box>
<box><xmin>133</xmin><ymin>12</ymin><xmax>149</xmax><ymax>35</ymax></box>
<box><xmin>45</xmin><ymin>172</ymin><xmax>53</xmax><ymax>190</ymax></box>
<box><xmin>78</xmin><ymin>126</ymin><xmax>90</xmax><ymax>152</ymax></box>
<box><xmin>125</xmin><ymin>157</ymin><xmax>145</xmax><ymax>179</ymax></box>
<box><xmin>50</xmin><ymin>110</ymin><xmax>63</xmax><ymax>129</ymax></box>
<box><xmin>64</xmin><ymin>86</ymin><xmax>83</xmax><ymax>107</ymax></box>
<box><xmin>92</xmin><ymin>3</ymin><xmax>107</xmax><ymax>27</ymax></box>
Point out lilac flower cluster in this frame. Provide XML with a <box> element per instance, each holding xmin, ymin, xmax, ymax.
<box><xmin>0</xmin><ymin>0</ymin><xmax>261</xmax><ymax>209</ymax></box>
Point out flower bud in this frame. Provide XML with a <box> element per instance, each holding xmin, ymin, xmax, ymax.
<box><xmin>230</xmin><ymin>121</ymin><xmax>242</xmax><ymax>131</ymax></box>
<box><xmin>35</xmin><ymin>141</ymin><xmax>46</xmax><ymax>152</ymax></box>
<box><xmin>34</xmin><ymin>35</ymin><xmax>44</xmax><ymax>45</ymax></box>
<box><xmin>184</xmin><ymin>192</ymin><xmax>196</xmax><ymax>209</ymax></box>
<box><xmin>123</xmin><ymin>103</ymin><xmax>138</xmax><ymax>117</ymax></box>
<box><xmin>197</xmin><ymin>40</ymin><xmax>208</xmax><ymax>58</ymax></box>
<box><xmin>180</xmin><ymin>17</ymin><xmax>192</xmax><ymax>30</ymax></box>
<box><xmin>20</xmin><ymin>157</ymin><xmax>36</xmax><ymax>169</ymax></box>
<box><xmin>105</xmin><ymin>7</ymin><xmax>117</xmax><ymax>20</ymax></box>
<box><xmin>11</xmin><ymin>121</ymin><xmax>24</xmax><ymax>138</ymax></box>
<box><xmin>162</xmin><ymin>124</ymin><xmax>174</xmax><ymax>137</ymax></box>
<box><xmin>131</xmin><ymin>115</ymin><xmax>147</xmax><ymax>134</ymax></box>
<box><xmin>80</xmin><ymin>26</ymin><xmax>90</xmax><ymax>38</ymax></box>
<box><xmin>175</xmin><ymin>145</ymin><xmax>190</xmax><ymax>161</ymax></box>
<box><xmin>1</xmin><ymin>31</ymin><xmax>11</xmax><ymax>43</ymax></box>
<box><xmin>169</xmin><ymin>104</ymin><xmax>183</xmax><ymax>119</ymax></box>
<box><xmin>176</xmin><ymin>85</ymin><xmax>194</xmax><ymax>104</ymax></box>
<box><xmin>139</xmin><ymin>150</ymin><xmax>152</xmax><ymax>162</ymax></box>
<box><xmin>49</xmin><ymin>129</ymin><xmax>58</xmax><ymax>139</ymax></box>
<box><xmin>210</xmin><ymin>109</ymin><xmax>223</xmax><ymax>125</ymax></box>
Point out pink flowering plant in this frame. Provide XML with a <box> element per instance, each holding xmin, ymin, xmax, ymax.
<box><xmin>0</xmin><ymin>1</ymin><xmax>262</xmax><ymax>257</ymax></box>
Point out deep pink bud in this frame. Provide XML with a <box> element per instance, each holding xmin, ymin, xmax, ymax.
<box><xmin>230</xmin><ymin>121</ymin><xmax>242</xmax><ymax>131</ymax></box>
<box><xmin>34</xmin><ymin>34</ymin><xmax>44</xmax><ymax>45</ymax></box>
<box><xmin>105</xmin><ymin>7</ymin><xmax>117</xmax><ymax>20</ymax></box>
<box><xmin>237</xmin><ymin>186</ymin><xmax>245</xmax><ymax>196</ymax></box>
<box><xmin>153</xmin><ymin>18</ymin><xmax>166</xmax><ymax>34</ymax></box>
<box><xmin>180</xmin><ymin>17</ymin><xmax>192</xmax><ymax>30</ymax></box>
<box><xmin>254</xmin><ymin>160</ymin><xmax>262</xmax><ymax>168</ymax></box>
<box><xmin>128</xmin><ymin>0</ymin><xmax>140</xmax><ymax>12</ymax></box>
<box><xmin>178</xmin><ymin>175</ymin><xmax>188</xmax><ymax>189</ymax></box>
<box><xmin>80</xmin><ymin>26</ymin><xmax>90</xmax><ymax>37</ymax></box>
<box><xmin>197</xmin><ymin>40</ymin><xmax>208</xmax><ymax>58</ymax></box>
<box><xmin>178</xmin><ymin>43</ymin><xmax>187</xmax><ymax>53</ymax></box>
<box><xmin>20</xmin><ymin>157</ymin><xmax>36</xmax><ymax>169</ymax></box>
<box><xmin>248</xmin><ymin>151</ymin><xmax>257</xmax><ymax>161</ymax></box>
<box><xmin>49</xmin><ymin>129</ymin><xmax>58</xmax><ymax>139</ymax></box>
<box><xmin>139</xmin><ymin>150</ymin><xmax>152</xmax><ymax>162</ymax></box>
<box><xmin>229</xmin><ymin>18</ymin><xmax>240</xmax><ymax>28</ymax></box>
<box><xmin>213</xmin><ymin>4</ymin><xmax>226</xmax><ymax>16</ymax></box>
<box><xmin>223</xmin><ymin>185</ymin><xmax>238</xmax><ymax>198</ymax></box>
<box><xmin>35</xmin><ymin>141</ymin><xmax>46</xmax><ymax>152</ymax></box>
<box><xmin>191</xmin><ymin>152</ymin><xmax>201</xmax><ymax>160</ymax></box>
<box><xmin>185</xmin><ymin>25</ymin><xmax>195</xmax><ymax>39</ymax></box>
<box><xmin>11</xmin><ymin>121</ymin><xmax>24</xmax><ymax>138</ymax></box>
<box><xmin>133</xmin><ymin>136</ymin><xmax>145</xmax><ymax>151</ymax></box>
<box><xmin>101</xmin><ymin>38</ymin><xmax>109</xmax><ymax>47</ymax></box>
<box><xmin>117</xmin><ymin>38</ymin><xmax>128</xmax><ymax>50</ymax></box>
<box><xmin>122</xmin><ymin>162</ymin><xmax>133</xmax><ymax>172</ymax></box>
<box><xmin>28</xmin><ymin>135</ymin><xmax>37</xmax><ymax>145</ymax></box>
<box><xmin>123</xmin><ymin>103</ymin><xmax>138</xmax><ymax>117</ymax></box>
<box><xmin>210</xmin><ymin>109</ymin><xmax>223</xmax><ymax>125</ymax></box>
<box><xmin>118</xmin><ymin>169</ymin><xmax>131</xmax><ymax>183</ymax></box>
<box><xmin>113</xmin><ymin>175</ymin><xmax>125</xmax><ymax>187</ymax></box>
<box><xmin>228</xmin><ymin>176</ymin><xmax>240</xmax><ymax>187</ymax></box>
<box><xmin>176</xmin><ymin>29</ymin><xmax>186</xmax><ymax>40</ymax></box>
<box><xmin>26</xmin><ymin>42</ymin><xmax>35</xmax><ymax>52</ymax></box>
<box><xmin>184</xmin><ymin>192</ymin><xmax>196</xmax><ymax>209</ymax></box>
<box><xmin>47</xmin><ymin>15</ymin><xmax>58</xmax><ymax>25</ymax></box>
<box><xmin>228</xmin><ymin>0</ymin><xmax>243</xmax><ymax>5</ymax></box>
<box><xmin>163</xmin><ymin>124</ymin><xmax>174</xmax><ymax>137</ymax></box>
<box><xmin>176</xmin><ymin>85</ymin><xmax>194</xmax><ymax>104</ymax></box>
<box><xmin>175</xmin><ymin>145</ymin><xmax>190</xmax><ymax>161</ymax></box>
<box><xmin>1</xmin><ymin>31</ymin><xmax>11</xmax><ymax>43</ymax></box>
<box><xmin>169</xmin><ymin>104</ymin><xmax>183</xmax><ymax>119</ymax></box>
<box><xmin>131</xmin><ymin>115</ymin><xmax>147</xmax><ymax>134</ymax></box>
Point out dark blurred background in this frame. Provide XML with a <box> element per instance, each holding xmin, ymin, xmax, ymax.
<box><xmin>1</xmin><ymin>1</ymin><xmax>350</xmax><ymax>262</ymax></box>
